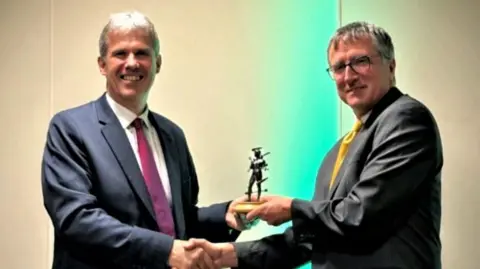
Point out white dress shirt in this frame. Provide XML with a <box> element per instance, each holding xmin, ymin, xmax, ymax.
<box><xmin>105</xmin><ymin>93</ymin><xmax>172</xmax><ymax>204</ymax></box>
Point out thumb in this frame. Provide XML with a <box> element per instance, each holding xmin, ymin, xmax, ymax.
<box><xmin>184</xmin><ymin>238</ymin><xmax>206</xmax><ymax>250</ymax></box>
<box><xmin>246</xmin><ymin>208</ymin><xmax>261</xmax><ymax>221</ymax></box>
<box><xmin>183</xmin><ymin>239</ymin><xmax>197</xmax><ymax>250</ymax></box>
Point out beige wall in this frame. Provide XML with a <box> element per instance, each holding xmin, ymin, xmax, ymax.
<box><xmin>0</xmin><ymin>1</ymin><xmax>273</xmax><ymax>268</ymax></box>
<box><xmin>51</xmin><ymin>1</ymin><xmax>267</xmax><ymax>206</ymax></box>
<box><xmin>340</xmin><ymin>0</ymin><xmax>480</xmax><ymax>268</ymax></box>
<box><xmin>0</xmin><ymin>1</ymin><xmax>52</xmax><ymax>268</ymax></box>
<box><xmin>0</xmin><ymin>0</ymin><xmax>478</xmax><ymax>268</ymax></box>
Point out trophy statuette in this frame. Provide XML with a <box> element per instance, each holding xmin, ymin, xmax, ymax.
<box><xmin>234</xmin><ymin>147</ymin><xmax>270</xmax><ymax>216</ymax></box>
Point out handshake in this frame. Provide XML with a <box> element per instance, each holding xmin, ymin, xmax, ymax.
<box><xmin>168</xmin><ymin>238</ymin><xmax>235</xmax><ymax>269</ymax></box>
<box><xmin>168</xmin><ymin>195</ymin><xmax>294</xmax><ymax>269</ymax></box>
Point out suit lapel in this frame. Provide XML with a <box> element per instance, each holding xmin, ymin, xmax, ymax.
<box><xmin>327</xmin><ymin>87</ymin><xmax>404</xmax><ymax>198</ymax></box>
<box><xmin>149</xmin><ymin>113</ymin><xmax>187</xmax><ymax>239</ymax></box>
<box><xmin>95</xmin><ymin>95</ymin><xmax>157</xmax><ymax>223</ymax></box>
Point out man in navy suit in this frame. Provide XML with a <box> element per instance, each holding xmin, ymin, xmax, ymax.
<box><xmin>41</xmin><ymin>11</ymin><xmax>247</xmax><ymax>269</ymax></box>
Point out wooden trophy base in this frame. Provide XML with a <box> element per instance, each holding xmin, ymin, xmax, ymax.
<box><xmin>234</xmin><ymin>201</ymin><xmax>265</xmax><ymax>214</ymax></box>
<box><xmin>233</xmin><ymin>201</ymin><xmax>264</xmax><ymax>226</ymax></box>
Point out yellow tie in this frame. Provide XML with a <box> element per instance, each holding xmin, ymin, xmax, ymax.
<box><xmin>329</xmin><ymin>119</ymin><xmax>363</xmax><ymax>190</ymax></box>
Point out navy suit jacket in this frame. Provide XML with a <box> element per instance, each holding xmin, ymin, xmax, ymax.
<box><xmin>41</xmin><ymin>94</ymin><xmax>239</xmax><ymax>269</ymax></box>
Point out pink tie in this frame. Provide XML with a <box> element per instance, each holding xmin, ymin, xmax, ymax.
<box><xmin>132</xmin><ymin>118</ymin><xmax>176</xmax><ymax>237</ymax></box>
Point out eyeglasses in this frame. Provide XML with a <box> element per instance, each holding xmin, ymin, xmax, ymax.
<box><xmin>326</xmin><ymin>55</ymin><xmax>377</xmax><ymax>80</ymax></box>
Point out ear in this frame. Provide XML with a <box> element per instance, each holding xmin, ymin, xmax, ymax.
<box><xmin>155</xmin><ymin>54</ymin><xmax>162</xmax><ymax>74</ymax></box>
<box><xmin>389</xmin><ymin>59</ymin><xmax>396</xmax><ymax>73</ymax></box>
<box><xmin>97</xmin><ymin>56</ymin><xmax>107</xmax><ymax>76</ymax></box>
<box><xmin>388</xmin><ymin>59</ymin><xmax>396</xmax><ymax>85</ymax></box>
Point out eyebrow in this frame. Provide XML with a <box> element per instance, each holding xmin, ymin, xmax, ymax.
<box><xmin>332</xmin><ymin>55</ymin><xmax>368</xmax><ymax>65</ymax></box>
<box><xmin>111</xmin><ymin>48</ymin><xmax>152</xmax><ymax>54</ymax></box>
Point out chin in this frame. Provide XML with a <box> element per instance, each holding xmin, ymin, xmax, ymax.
<box><xmin>113</xmin><ymin>90</ymin><xmax>138</xmax><ymax>101</ymax></box>
<box><xmin>120</xmin><ymin>85</ymin><xmax>144</xmax><ymax>94</ymax></box>
<box><xmin>346</xmin><ymin>96</ymin><xmax>363</xmax><ymax>107</ymax></box>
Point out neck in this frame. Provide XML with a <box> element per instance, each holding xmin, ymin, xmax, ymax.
<box><xmin>354</xmin><ymin>86</ymin><xmax>393</xmax><ymax>118</ymax></box>
<box><xmin>107</xmin><ymin>91</ymin><xmax>147</xmax><ymax>115</ymax></box>
<box><xmin>127</xmin><ymin>102</ymin><xmax>147</xmax><ymax>116</ymax></box>
<box><xmin>353</xmin><ymin>107</ymin><xmax>369</xmax><ymax>119</ymax></box>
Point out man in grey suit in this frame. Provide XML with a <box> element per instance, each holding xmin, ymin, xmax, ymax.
<box><xmin>185</xmin><ymin>21</ymin><xmax>443</xmax><ymax>269</ymax></box>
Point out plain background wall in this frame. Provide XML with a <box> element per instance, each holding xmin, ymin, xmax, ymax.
<box><xmin>0</xmin><ymin>1</ymin><xmax>52</xmax><ymax>268</ymax></box>
<box><xmin>0</xmin><ymin>1</ymin><xmax>336</xmax><ymax>268</ymax></box>
<box><xmin>2</xmin><ymin>1</ymin><xmax>267</xmax><ymax>268</ymax></box>
<box><xmin>0</xmin><ymin>1</ymin><xmax>478</xmax><ymax>269</ymax></box>
<box><xmin>340</xmin><ymin>0</ymin><xmax>480</xmax><ymax>268</ymax></box>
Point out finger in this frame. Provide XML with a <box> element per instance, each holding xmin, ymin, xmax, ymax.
<box><xmin>194</xmin><ymin>261</ymin><xmax>204</xmax><ymax>269</ymax></box>
<box><xmin>200</xmin><ymin>250</ymin><xmax>216</xmax><ymax>269</ymax></box>
<box><xmin>246</xmin><ymin>205</ymin><xmax>264</xmax><ymax>221</ymax></box>
<box><xmin>246</xmin><ymin>211</ymin><xmax>259</xmax><ymax>221</ymax></box>
<box><xmin>189</xmin><ymin>248</ymin><xmax>203</xmax><ymax>269</ymax></box>
<box><xmin>233</xmin><ymin>213</ymin><xmax>246</xmax><ymax>230</ymax></box>
<box><xmin>192</xmin><ymin>248</ymin><xmax>214</xmax><ymax>269</ymax></box>
<box><xmin>194</xmin><ymin>260</ymin><xmax>205</xmax><ymax>269</ymax></box>
<box><xmin>213</xmin><ymin>259</ymin><xmax>223</xmax><ymax>269</ymax></box>
<box><xmin>270</xmin><ymin>218</ymin><xmax>285</xmax><ymax>226</ymax></box>
<box><xmin>245</xmin><ymin>217</ymin><xmax>260</xmax><ymax>229</ymax></box>
<box><xmin>257</xmin><ymin>195</ymin><xmax>273</xmax><ymax>202</ymax></box>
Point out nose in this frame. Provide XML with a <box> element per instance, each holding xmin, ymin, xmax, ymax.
<box><xmin>343</xmin><ymin>65</ymin><xmax>357</xmax><ymax>84</ymax></box>
<box><xmin>125</xmin><ymin>54</ymin><xmax>139</xmax><ymax>69</ymax></box>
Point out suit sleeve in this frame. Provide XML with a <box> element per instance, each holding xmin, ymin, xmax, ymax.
<box><xmin>290</xmin><ymin>103</ymin><xmax>442</xmax><ymax>248</ymax></box>
<box><xmin>232</xmin><ymin>227</ymin><xmax>312</xmax><ymax>269</ymax></box>
<box><xmin>41</xmin><ymin>113</ymin><xmax>174</xmax><ymax>268</ymax></box>
<box><xmin>182</xmin><ymin>138</ymin><xmax>241</xmax><ymax>242</ymax></box>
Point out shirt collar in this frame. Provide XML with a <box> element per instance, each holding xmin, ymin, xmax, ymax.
<box><xmin>359</xmin><ymin>110</ymin><xmax>371</xmax><ymax>124</ymax></box>
<box><xmin>105</xmin><ymin>92</ymin><xmax>151</xmax><ymax>129</ymax></box>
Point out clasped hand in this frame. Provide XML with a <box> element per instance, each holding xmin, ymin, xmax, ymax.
<box><xmin>169</xmin><ymin>195</ymin><xmax>261</xmax><ymax>269</ymax></box>
<box><xmin>169</xmin><ymin>195</ymin><xmax>293</xmax><ymax>268</ymax></box>
<box><xmin>169</xmin><ymin>239</ymin><xmax>222</xmax><ymax>269</ymax></box>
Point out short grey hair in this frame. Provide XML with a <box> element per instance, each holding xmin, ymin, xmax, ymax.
<box><xmin>98</xmin><ymin>11</ymin><xmax>160</xmax><ymax>58</ymax></box>
<box><xmin>328</xmin><ymin>21</ymin><xmax>395</xmax><ymax>64</ymax></box>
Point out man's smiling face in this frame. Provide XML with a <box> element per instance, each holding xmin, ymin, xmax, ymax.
<box><xmin>328</xmin><ymin>36</ymin><xmax>395</xmax><ymax>116</ymax></box>
<box><xmin>98</xmin><ymin>28</ymin><xmax>160</xmax><ymax>110</ymax></box>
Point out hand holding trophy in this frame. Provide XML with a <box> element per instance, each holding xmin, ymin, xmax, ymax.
<box><xmin>233</xmin><ymin>147</ymin><xmax>270</xmax><ymax>225</ymax></box>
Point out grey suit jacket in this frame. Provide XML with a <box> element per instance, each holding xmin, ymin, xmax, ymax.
<box><xmin>234</xmin><ymin>87</ymin><xmax>443</xmax><ymax>269</ymax></box>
